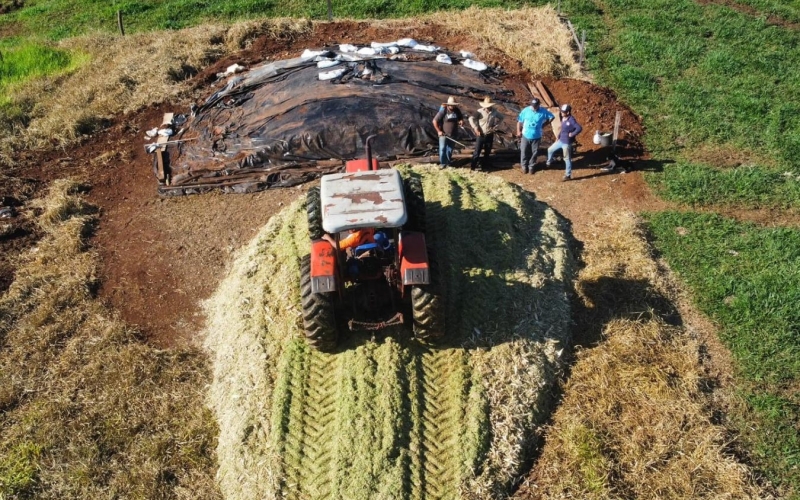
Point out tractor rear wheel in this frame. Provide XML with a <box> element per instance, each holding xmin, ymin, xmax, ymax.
<box><xmin>299</xmin><ymin>254</ymin><xmax>338</xmax><ymax>351</ymax></box>
<box><xmin>306</xmin><ymin>186</ymin><xmax>323</xmax><ymax>240</ymax></box>
<box><xmin>410</xmin><ymin>249</ymin><xmax>445</xmax><ymax>341</ymax></box>
<box><xmin>403</xmin><ymin>177</ymin><xmax>426</xmax><ymax>233</ymax></box>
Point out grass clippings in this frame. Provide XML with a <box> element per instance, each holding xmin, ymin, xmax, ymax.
<box><xmin>203</xmin><ymin>166</ymin><xmax>577</xmax><ymax>499</ymax></box>
<box><xmin>0</xmin><ymin>180</ymin><xmax>219</xmax><ymax>499</ymax></box>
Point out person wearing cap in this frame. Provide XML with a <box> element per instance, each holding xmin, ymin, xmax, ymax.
<box><xmin>468</xmin><ymin>96</ymin><xmax>504</xmax><ymax>171</ymax></box>
<box><xmin>546</xmin><ymin>103</ymin><xmax>583</xmax><ymax>181</ymax></box>
<box><xmin>433</xmin><ymin>96</ymin><xmax>464</xmax><ymax>167</ymax></box>
<box><xmin>516</xmin><ymin>98</ymin><xmax>555</xmax><ymax>174</ymax></box>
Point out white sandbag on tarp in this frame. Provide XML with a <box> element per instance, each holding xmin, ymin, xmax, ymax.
<box><xmin>436</xmin><ymin>53</ymin><xmax>453</xmax><ymax>65</ymax></box>
<box><xmin>226</xmin><ymin>63</ymin><xmax>246</xmax><ymax>75</ymax></box>
<box><xmin>319</xmin><ymin>68</ymin><xmax>347</xmax><ymax>80</ymax></box>
<box><xmin>339</xmin><ymin>53</ymin><xmax>365</xmax><ymax>62</ymax></box>
<box><xmin>462</xmin><ymin>59</ymin><xmax>489</xmax><ymax>71</ymax></box>
<box><xmin>385</xmin><ymin>46</ymin><xmax>400</xmax><ymax>55</ymax></box>
<box><xmin>397</xmin><ymin>38</ymin><xmax>418</xmax><ymax>48</ymax></box>
<box><xmin>317</xmin><ymin>59</ymin><xmax>342</xmax><ymax>68</ymax></box>
<box><xmin>371</xmin><ymin>41</ymin><xmax>398</xmax><ymax>48</ymax></box>
<box><xmin>339</xmin><ymin>43</ymin><xmax>358</xmax><ymax>53</ymax></box>
<box><xmin>460</xmin><ymin>50</ymin><xmax>476</xmax><ymax>59</ymax></box>
<box><xmin>301</xmin><ymin>49</ymin><xmax>332</xmax><ymax>59</ymax></box>
<box><xmin>357</xmin><ymin>47</ymin><xmax>379</xmax><ymax>56</ymax></box>
<box><xmin>415</xmin><ymin>44</ymin><xmax>440</xmax><ymax>52</ymax></box>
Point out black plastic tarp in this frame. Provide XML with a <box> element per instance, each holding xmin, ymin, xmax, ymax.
<box><xmin>158</xmin><ymin>48</ymin><xmax>522</xmax><ymax>195</ymax></box>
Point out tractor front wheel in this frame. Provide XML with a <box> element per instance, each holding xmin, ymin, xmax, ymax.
<box><xmin>306</xmin><ymin>186</ymin><xmax>324</xmax><ymax>240</ymax></box>
<box><xmin>403</xmin><ymin>176</ymin><xmax>426</xmax><ymax>233</ymax></box>
<box><xmin>299</xmin><ymin>254</ymin><xmax>338</xmax><ymax>351</ymax></box>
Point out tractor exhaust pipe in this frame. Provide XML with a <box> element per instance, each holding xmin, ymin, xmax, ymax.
<box><xmin>365</xmin><ymin>134</ymin><xmax>377</xmax><ymax>170</ymax></box>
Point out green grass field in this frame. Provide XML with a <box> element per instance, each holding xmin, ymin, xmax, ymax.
<box><xmin>646</xmin><ymin>211</ymin><xmax>800</xmax><ymax>492</ymax></box>
<box><xmin>562</xmin><ymin>0</ymin><xmax>800</xmax><ymax>491</ymax></box>
<box><xmin>565</xmin><ymin>0</ymin><xmax>800</xmax><ymax>209</ymax></box>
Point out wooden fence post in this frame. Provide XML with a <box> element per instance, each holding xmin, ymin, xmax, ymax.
<box><xmin>327</xmin><ymin>0</ymin><xmax>333</xmax><ymax>21</ymax></box>
<box><xmin>580</xmin><ymin>30</ymin><xmax>586</xmax><ymax>65</ymax></box>
<box><xmin>117</xmin><ymin>10</ymin><xmax>125</xmax><ymax>36</ymax></box>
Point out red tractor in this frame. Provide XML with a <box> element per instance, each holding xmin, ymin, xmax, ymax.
<box><xmin>300</xmin><ymin>137</ymin><xmax>445</xmax><ymax>351</ymax></box>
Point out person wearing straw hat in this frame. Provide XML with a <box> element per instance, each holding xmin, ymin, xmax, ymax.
<box><xmin>516</xmin><ymin>97</ymin><xmax>555</xmax><ymax>174</ymax></box>
<box><xmin>433</xmin><ymin>96</ymin><xmax>464</xmax><ymax>167</ymax></box>
<box><xmin>468</xmin><ymin>96</ymin><xmax>504</xmax><ymax>171</ymax></box>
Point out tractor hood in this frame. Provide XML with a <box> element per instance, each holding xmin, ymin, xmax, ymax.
<box><xmin>321</xmin><ymin>169</ymin><xmax>407</xmax><ymax>233</ymax></box>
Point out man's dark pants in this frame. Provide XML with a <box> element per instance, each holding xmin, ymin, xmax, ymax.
<box><xmin>520</xmin><ymin>136</ymin><xmax>541</xmax><ymax>173</ymax></box>
<box><xmin>471</xmin><ymin>133</ymin><xmax>495</xmax><ymax>170</ymax></box>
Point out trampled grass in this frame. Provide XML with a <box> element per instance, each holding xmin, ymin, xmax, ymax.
<box><xmin>204</xmin><ymin>166</ymin><xmax>576</xmax><ymax>499</ymax></box>
<box><xmin>646</xmin><ymin>210</ymin><xmax>800</xmax><ymax>494</ymax></box>
<box><xmin>657</xmin><ymin>163</ymin><xmax>800</xmax><ymax>208</ymax></box>
<box><xmin>731</xmin><ymin>0</ymin><xmax>800</xmax><ymax>24</ymax></box>
<box><xmin>563</xmin><ymin>0</ymin><xmax>800</xmax><ymax>208</ymax></box>
<box><xmin>0</xmin><ymin>181</ymin><xmax>220</xmax><ymax>499</ymax></box>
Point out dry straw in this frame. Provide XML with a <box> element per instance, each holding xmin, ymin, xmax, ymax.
<box><xmin>0</xmin><ymin>180</ymin><xmax>220</xmax><ymax>499</ymax></box>
<box><xmin>522</xmin><ymin>210</ymin><xmax>767</xmax><ymax>499</ymax></box>
<box><xmin>431</xmin><ymin>5</ymin><xmax>581</xmax><ymax>78</ymax></box>
<box><xmin>203</xmin><ymin>166</ymin><xmax>577</xmax><ymax>499</ymax></box>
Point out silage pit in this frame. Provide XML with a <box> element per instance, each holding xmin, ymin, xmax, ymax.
<box><xmin>159</xmin><ymin>42</ymin><xmax>524</xmax><ymax>196</ymax></box>
<box><xmin>204</xmin><ymin>166</ymin><xmax>576</xmax><ymax>499</ymax></box>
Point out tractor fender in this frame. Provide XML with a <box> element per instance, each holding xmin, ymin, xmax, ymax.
<box><xmin>310</xmin><ymin>239</ymin><xmax>337</xmax><ymax>293</ymax></box>
<box><xmin>399</xmin><ymin>231</ymin><xmax>430</xmax><ymax>285</ymax></box>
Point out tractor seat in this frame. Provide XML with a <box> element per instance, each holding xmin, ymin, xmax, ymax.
<box><xmin>354</xmin><ymin>232</ymin><xmax>393</xmax><ymax>257</ymax></box>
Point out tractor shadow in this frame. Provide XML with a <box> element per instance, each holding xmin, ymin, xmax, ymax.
<box><xmin>337</xmin><ymin>174</ymin><xmax>581</xmax><ymax>352</ymax></box>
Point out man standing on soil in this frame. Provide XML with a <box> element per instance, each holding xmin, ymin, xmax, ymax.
<box><xmin>516</xmin><ymin>98</ymin><xmax>554</xmax><ymax>174</ymax></box>
<box><xmin>433</xmin><ymin>96</ymin><xmax>464</xmax><ymax>168</ymax></box>
<box><xmin>469</xmin><ymin>97</ymin><xmax>504</xmax><ymax>171</ymax></box>
<box><xmin>546</xmin><ymin>103</ymin><xmax>583</xmax><ymax>181</ymax></box>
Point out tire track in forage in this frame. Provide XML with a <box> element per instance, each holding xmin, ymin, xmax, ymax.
<box><xmin>271</xmin><ymin>343</ymin><xmax>342</xmax><ymax>500</ymax></box>
<box><xmin>413</xmin><ymin>347</ymin><xmax>469</xmax><ymax>500</ymax></box>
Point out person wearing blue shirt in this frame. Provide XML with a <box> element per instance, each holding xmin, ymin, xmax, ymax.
<box><xmin>516</xmin><ymin>98</ymin><xmax>555</xmax><ymax>174</ymax></box>
<box><xmin>546</xmin><ymin>103</ymin><xmax>583</xmax><ymax>181</ymax></box>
